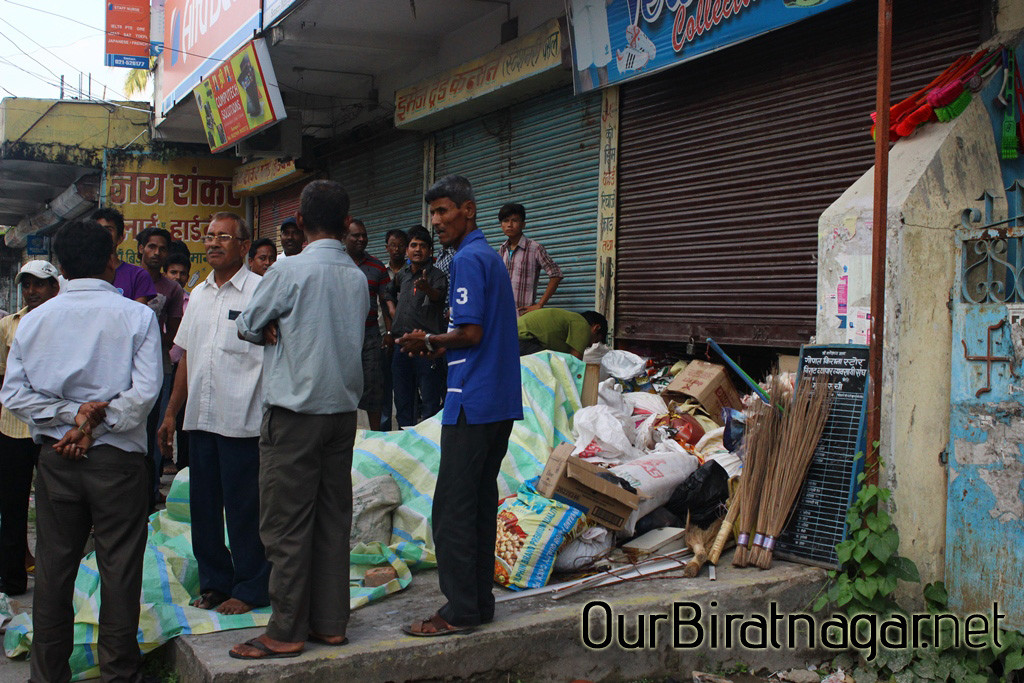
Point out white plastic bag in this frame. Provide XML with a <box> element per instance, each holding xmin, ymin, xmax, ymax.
<box><xmin>597</xmin><ymin>377</ymin><xmax>627</xmax><ymax>415</ymax></box>
<box><xmin>600</xmin><ymin>350</ymin><xmax>647</xmax><ymax>381</ymax></box>
<box><xmin>554</xmin><ymin>525</ymin><xmax>613</xmax><ymax>572</ymax></box>
<box><xmin>583</xmin><ymin>342</ymin><xmax>612</xmax><ymax>364</ymax></box>
<box><xmin>610</xmin><ymin>449</ymin><xmax>700</xmax><ymax>535</ymax></box>
<box><xmin>622</xmin><ymin>391</ymin><xmax>669</xmax><ymax>417</ymax></box>
<box><xmin>571</xmin><ymin>404</ymin><xmax>642</xmax><ymax>465</ymax></box>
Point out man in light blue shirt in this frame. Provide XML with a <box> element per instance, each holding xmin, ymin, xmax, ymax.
<box><xmin>230</xmin><ymin>180</ymin><xmax>368</xmax><ymax>659</ymax></box>
<box><xmin>0</xmin><ymin>219</ymin><xmax>161</xmax><ymax>682</ymax></box>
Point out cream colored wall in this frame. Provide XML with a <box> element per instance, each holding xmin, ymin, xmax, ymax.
<box><xmin>998</xmin><ymin>0</ymin><xmax>1024</xmax><ymax>32</ymax></box>
<box><xmin>816</xmin><ymin>99</ymin><xmax>1005</xmax><ymax>585</ymax></box>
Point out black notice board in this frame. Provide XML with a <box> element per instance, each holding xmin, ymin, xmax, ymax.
<box><xmin>774</xmin><ymin>344</ymin><xmax>870</xmax><ymax>569</ymax></box>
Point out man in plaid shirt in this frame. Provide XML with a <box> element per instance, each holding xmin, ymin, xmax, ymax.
<box><xmin>496</xmin><ymin>203</ymin><xmax>563</xmax><ymax>316</ymax></box>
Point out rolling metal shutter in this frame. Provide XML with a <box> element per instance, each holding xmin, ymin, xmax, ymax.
<box><xmin>434</xmin><ymin>86</ymin><xmax>602</xmax><ymax>312</ymax></box>
<box><xmin>255</xmin><ymin>179</ymin><xmax>311</xmax><ymax>248</ymax></box>
<box><xmin>330</xmin><ymin>134</ymin><xmax>426</xmax><ymax>258</ymax></box>
<box><xmin>615</xmin><ymin>0</ymin><xmax>983</xmax><ymax>347</ymax></box>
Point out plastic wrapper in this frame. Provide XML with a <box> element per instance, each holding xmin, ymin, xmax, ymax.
<box><xmin>494</xmin><ymin>479</ymin><xmax>585</xmax><ymax>590</ymax></box>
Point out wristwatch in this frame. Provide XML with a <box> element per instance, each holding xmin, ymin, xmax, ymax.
<box><xmin>424</xmin><ymin>334</ymin><xmax>435</xmax><ymax>353</ymax></box>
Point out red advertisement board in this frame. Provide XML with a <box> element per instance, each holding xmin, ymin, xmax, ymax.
<box><xmin>105</xmin><ymin>0</ymin><xmax>151</xmax><ymax>69</ymax></box>
<box><xmin>193</xmin><ymin>39</ymin><xmax>286</xmax><ymax>153</ymax></box>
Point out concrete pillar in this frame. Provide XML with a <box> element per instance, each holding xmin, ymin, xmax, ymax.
<box><xmin>816</xmin><ymin>98</ymin><xmax>1006</xmax><ymax>585</ymax></box>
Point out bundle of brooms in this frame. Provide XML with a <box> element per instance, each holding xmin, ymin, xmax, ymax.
<box><xmin>734</xmin><ymin>373</ymin><xmax>833</xmax><ymax>569</ymax></box>
<box><xmin>732</xmin><ymin>375</ymin><xmax>785</xmax><ymax>568</ymax></box>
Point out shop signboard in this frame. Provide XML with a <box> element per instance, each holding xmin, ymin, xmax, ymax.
<box><xmin>26</xmin><ymin>235</ymin><xmax>48</xmax><ymax>256</ymax></box>
<box><xmin>193</xmin><ymin>38</ymin><xmax>286</xmax><ymax>154</ymax></box>
<box><xmin>395</xmin><ymin>19</ymin><xmax>563</xmax><ymax>129</ymax></box>
<box><xmin>161</xmin><ymin>0</ymin><xmax>260</xmax><ymax>116</ymax></box>
<box><xmin>262</xmin><ymin>0</ymin><xmax>297</xmax><ymax>29</ymax></box>
<box><xmin>565</xmin><ymin>0</ymin><xmax>855</xmax><ymax>94</ymax></box>
<box><xmin>232</xmin><ymin>157</ymin><xmax>307</xmax><ymax>196</ymax></box>
<box><xmin>105</xmin><ymin>0</ymin><xmax>151</xmax><ymax>69</ymax></box>
<box><xmin>103</xmin><ymin>154</ymin><xmax>243</xmax><ymax>290</ymax></box>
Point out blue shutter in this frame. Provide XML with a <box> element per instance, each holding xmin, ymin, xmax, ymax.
<box><xmin>434</xmin><ymin>87</ymin><xmax>601</xmax><ymax>312</ymax></box>
<box><xmin>330</xmin><ymin>134</ymin><xmax>426</xmax><ymax>256</ymax></box>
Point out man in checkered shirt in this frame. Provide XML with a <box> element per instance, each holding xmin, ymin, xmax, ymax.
<box><xmin>496</xmin><ymin>203</ymin><xmax>563</xmax><ymax>316</ymax></box>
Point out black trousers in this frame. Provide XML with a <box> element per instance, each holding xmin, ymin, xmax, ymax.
<box><xmin>0</xmin><ymin>432</ymin><xmax>40</xmax><ymax>594</ymax></box>
<box><xmin>433</xmin><ymin>412</ymin><xmax>514</xmax><ymax>627</ymax></box>
<box><xmin>31</xmin><ymin>443</ymin><xmax>148</xmax><ymax>683</ymax></box>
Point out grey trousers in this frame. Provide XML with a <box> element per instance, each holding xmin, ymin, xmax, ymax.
<box><xmin>30</xmin><ymin>443</ymin><xmax>148</xmax><ymax>683</ymax></box>
<box><xmin>259</xmin><ymin>407</ymin><xmax>356</xmax><ymax>643</ymax></box>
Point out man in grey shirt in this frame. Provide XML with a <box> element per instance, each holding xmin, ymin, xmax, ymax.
<box><xmin>231</xmin><ymin>180</ymin><xmax>369</xmax><ymax>659</ymax></box>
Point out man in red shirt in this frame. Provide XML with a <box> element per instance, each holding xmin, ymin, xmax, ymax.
<box><xmin>345</xmin><ymin>219</ymin><xmax>391</xmax><ymax>431</ymax></box>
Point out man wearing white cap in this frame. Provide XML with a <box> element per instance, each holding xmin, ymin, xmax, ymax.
<box><xmin>0</xmin><ymin>260</ymin><xmax>60</xmax><ymax>597</ymax></box>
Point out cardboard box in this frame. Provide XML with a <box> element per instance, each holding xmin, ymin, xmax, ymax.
<box><xmin>777</xmin><ymin>354</ymin><xmax>800</xmax><ymax>375</ymax></box>
<box><xmin>536</xmin><ymin>443</ymin><xmax>640</xmax><ymax>531</ymax></box>
<box><xmin>662</xmin><ymin>360</ymin><xmax>742</xmax><ymax>425</ymax></box>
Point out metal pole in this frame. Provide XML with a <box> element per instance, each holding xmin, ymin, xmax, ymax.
<box><xmin>866</xmin><ymin>0</ymin><xmax>893</xmax><ymax>487</ymax></box>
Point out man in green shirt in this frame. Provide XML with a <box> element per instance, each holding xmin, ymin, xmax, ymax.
<box><xmin>517</xmin><ymin>308</ymin><xmax>607</xmax><ymax>359</ymax></box>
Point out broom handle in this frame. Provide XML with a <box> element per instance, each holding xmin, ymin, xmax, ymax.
<box><xmin>709</xmin><ymin>485</ymin><xmax>742</xmax><ymax>565</ymax></box>
<box><xmin>706</xmin><ymin>338</ymin><xmax>770</xmax><ymax>404</ymax></box>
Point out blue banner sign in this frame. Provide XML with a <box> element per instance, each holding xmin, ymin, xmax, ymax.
<box><xmin>566</xmin><ymin>0</ymin><xmax>856</xmax><ymax>93</ymax></box>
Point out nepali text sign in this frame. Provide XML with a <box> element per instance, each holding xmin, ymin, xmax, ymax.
<box><xmin>566</xmin><ymin>0</ymin><xmax>855</xmax><ymax>93</ymax></box>
<box><xmin>161</xmin><ymin>0</ymin><xmax>260</xmax><ymax>116</ymax></box>
<box><xmin>193</xmin><ymin>38</ymin><xmax>286</xmax><ymax>153</ymax></box>
<box><xmin>395</xmin><ymin>18</ymin><xmax>562</xmax><ymax>128</ymax></box>
<box><xmin>105</xmin><ymin>0</ymin><xmax>151</xmax><ymax>69</ymax></box>
<box><xmin>104</xmin><ymin>155</ymin><xmax>242</xmax><ymax>289</ymax></box>
<box><xmin>232</xmin><ymin>157</ymin><xmax>307</xmax><ymax>195</ymax></box>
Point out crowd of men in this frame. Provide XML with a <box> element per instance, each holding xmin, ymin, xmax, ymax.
<box><xmin>0</xmin><ymin>176</ymin><xmax>609</xmax><ymax>680</ymax></box>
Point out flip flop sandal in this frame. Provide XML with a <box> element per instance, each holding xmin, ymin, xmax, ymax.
<box><xmin>191</xmin><ymin>590</ymin><xmax>228</xmax><ymax>610</ymax></box>
<box><xmin>401</xmin><ymin>613</ymin><xmax>475</xmax><ymax>638</ymax></box>
<box><xmin>229</xmin><ymin>638</ymin><xmax>303</xmax><ymax>660</ymax></box>
<box><xmin>307</xmin><ymin>633</ymin><xmax>349</xmax><ymax>646</ymax></box>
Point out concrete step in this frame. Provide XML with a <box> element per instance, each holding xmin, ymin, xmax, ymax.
<box><xmin>167</xmin><ymin>555</ymin><xmax>829</xmax><ymax>682</ymax></box>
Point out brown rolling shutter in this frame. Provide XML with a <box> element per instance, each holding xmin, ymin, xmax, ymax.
<box><xmin>615</xmin><ymin>0</ymin><xmax>984</xmax><ymax>347</ymax></box>
<box><xmin>255</xmin><ymin>178</ymin><xmax>315</xmax><ymax>248</ymax></box>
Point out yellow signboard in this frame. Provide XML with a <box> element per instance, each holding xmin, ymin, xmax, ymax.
<box><xmin>395</xmin><ymin>19</ymin><xmax>562</xmax><ymax>129</ymax></box>
<box><xmin>104</xmin><ymin>156</ymin><xmax>243</xmax><ymax>289</ymax></box>
<box><xmin>232</xmin><ymin>156</ymin><xmax>307</xmax><ymax>196</ymax></box>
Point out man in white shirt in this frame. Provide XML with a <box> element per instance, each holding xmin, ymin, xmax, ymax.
<box><xmin>158</xmin><ymin>212</ymin><xmax>270</xmax><ymax>615</ymax></box>
<box><xmin>0</xmin><ymin>220</ymin><xmax>162</xmax><ymax>682</ymax></box>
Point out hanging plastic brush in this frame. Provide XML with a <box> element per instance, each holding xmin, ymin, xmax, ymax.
<box><xmin>1002</xmin><ymin>51</ymin><xmax>1018</xmax><ymax>160</ymax></box>
<box><xmin>872</xmin><ymin>54</ymin><xmax>970</xmax><ymax>141</ymax></box>
<box><xmin>929</xmin><ymin>47</ymin><xmax>1000</xmax><ymax>121</ymax></box>
<box><xmin>932</xmin><ymin>48</ymin><xmax>1001</xmax><ymax>122</ymax></box>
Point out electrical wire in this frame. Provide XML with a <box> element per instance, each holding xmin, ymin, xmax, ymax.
<box><xmin>0</xmin><ymin>15</ymin><xmax>129</xmax><ymax>100</ymax></box>
<box><xmin>0</xmin><ymin>54</ymin><xmax>150</xmax><ymax>112</ymax></box>
<box><xmin>0</xmin><ymin>26</ymin><xmax>61</xmax><ymax>82</ymax></box>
